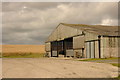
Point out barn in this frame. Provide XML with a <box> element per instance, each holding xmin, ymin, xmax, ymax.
<box><xmin>45</xmin><ymin>23</ymin><xmax>119</xmax><ymax>58</ymax></box>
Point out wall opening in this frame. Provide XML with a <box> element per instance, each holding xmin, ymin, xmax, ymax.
<box><xmin>57</xmin><ymin>40</ymin><xmax>65</xmax><ymax>56</ymax></box>
<box><xmin>51</xmin><ymin>41</ymin><xmax>58</xmax><ymax>57</ymax></box>
<box><xmin>51</xmin><ymin>37</ymin><xmax>74</xmax><ymax>57</ymax></box>
<box><xmin>64</xmin><ymin>37</ymin><xmax>74</xmax><ymax>57</ymax></box>
<box><xmin>64</xmin><ymin>37</ymin><xmax>73</xmax><ymax>50</ymax></box>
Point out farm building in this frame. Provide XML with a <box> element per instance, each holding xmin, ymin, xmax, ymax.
<box><xmin>45</xmin><ymin>23</ymin><xmax>120</xmax><ymax>58</ymax></box>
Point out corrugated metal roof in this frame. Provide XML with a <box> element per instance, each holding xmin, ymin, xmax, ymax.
<box><xmin>61</xmin><ymin>23</ymin><xmax>119</xmax><ymax>36</ymax></box>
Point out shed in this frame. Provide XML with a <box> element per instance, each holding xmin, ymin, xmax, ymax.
<box><xmin>45</xmin><ymin>23</ymin><xmax>120</xmax><ymax>58</ymax></box>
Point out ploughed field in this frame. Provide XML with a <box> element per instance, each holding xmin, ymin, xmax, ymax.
<box><xmin>1</xmin><ymin>45</ymin><xmax>45</xmax><ymax>58</ymax></box>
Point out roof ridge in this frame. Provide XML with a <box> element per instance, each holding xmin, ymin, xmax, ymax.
<box><xmin>60</xmin><ymin>23</ymin><xmax>118</xmax><ymax>27</ymax></box>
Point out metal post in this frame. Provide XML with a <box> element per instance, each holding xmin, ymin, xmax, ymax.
<box><xmin>98</xmin><ymin>36</ymin><xmax>101</xmax><ymax>58</ymax></box>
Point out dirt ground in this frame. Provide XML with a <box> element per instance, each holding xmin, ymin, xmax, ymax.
<box><xmin>0</xmin><ymin>58</ymin><xmax>2</xmax><ymax>79</ymax></box>
<box><xmin>2</xmin><ymin>58</ymin><xmax>118</xmax><ymax>78</ymax></box>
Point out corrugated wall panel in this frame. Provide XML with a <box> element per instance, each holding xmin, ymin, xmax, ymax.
<box><xmin>58</xmin><ymin>25</ymin><xmax>82</xmax><ymax>40</ymax></box>
<box><xmin>101</xmin><ymin>37</ymin><xmax>119</xmax><ymax>58</ymax></box>
<box><xmin>46</xmin><ymin>52</ymin><xmax>51</xmax><ymax>57</ymax></box>
<box><xmin>45</xmin><ymin>42</ymin><xmax>51</xmax><ymax>52</ymax></box>
<box><xmin>86</xmin><ymin>42</ymin><xmax>90</xmax><ymax>58</ymax></box>
<box><xmin>91</xmin><ymin>42</ymin><xmax>95</xmax><ymax>58</ymax></box>
<box><xmin>47</xmin><ymin>24</ymin><xmax>83</xmax><ymax>42</ymax></box>
<box><xmin>84</xmin><ymin>47</ymin><xmax>86</xmax><ymax>58</ymax></box>
<box><xmin>74</xmin><ymin>49</ymin><xmax>83</xmax><ymax>58</ymax></box>
<box><xmin>73</xmin><ymin>36</ymin><xmax>85</xmax><ymax>49</ymax></box>
<box><xmin>85</xmin><ymin>32</ymin><xmax>98</xmax><ymax>41</ymax></box>
<box><xmin>52</xmin><ymin>51</ymin><xmax>57</xmax><ymax>56</ymax></box>
<box><xmin>101</xmin><ymin>37</ymin><xmax>107</xmax><ymax>58</ymax></box>
<box><xmin>66</xmin><ymin>49</ymin><xmax>74</xmax><ymax>57</ymax></box>
<box><xmin>47</xmin><ymin>28</ymin><xmax>58</xmax><ymax>42</ymax></box>
<box><xmin>95</xmin><ymin>41</ymin><xmax>99</xmax><ymax>58</ymax></box>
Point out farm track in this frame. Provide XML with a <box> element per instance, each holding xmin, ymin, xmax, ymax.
<box><xmin>2</xmin><ymin>58</ymin><xmax>118</xmax><ymax>78</ymax></box>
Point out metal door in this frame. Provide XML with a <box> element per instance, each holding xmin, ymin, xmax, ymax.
<box><xmin>95</xmin><ymin>41</ymin><xmax>99</xmax><ymax>58</ymax></box>
<box><xmin>91</xmin><ymin>42</ymin><xmax>95</xmax><ymax>58</ymax></box>
<box><xmin>86</xmin><ymin>42</ymin><xmax>90</xmax><ymax>58</ymax></box>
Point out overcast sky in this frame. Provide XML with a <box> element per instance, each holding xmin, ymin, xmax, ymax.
<box><xmin>2</xmin><ymin>2</ymin><xmax>118</xmax><ymax>45</ymax></box>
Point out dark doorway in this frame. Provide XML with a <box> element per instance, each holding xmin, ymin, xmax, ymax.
<box><xmin>51</xmin><ymin>37</ymin><xmax>73</xmax><ymax>57</ymax></box>
<box><xmin>57</xmin><ymin>41</ymin><xmax>64</xmax><ymax>55</ymax></box>
<box><xmin>51</xmin><ymin>41</ymin><xmax>58</xmax><ymax>57</ymax></box>
<box><xmin>64</xmin><ymin>37</ymin><xmax>73</xmax><ymax>57</ymax></box>
<box><xmin>64</xmin><ymin>37</ymin><xmax>73</xmax><ymax>50</ymax></box>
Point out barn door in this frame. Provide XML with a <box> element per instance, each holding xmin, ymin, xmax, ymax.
<box><xmin>91</xmin><ymin>42</ymin><xmax>95</xmax><ymax>58</ymax></box>
<box><xmin>86</xmin><ymin>42</ymin><xmax>90</xmax><ymax>58</ymax></box>
<box><xmin>86</xmin><ymin>41</ymin><xmax>95</xmax><ymax>58</ymax></box>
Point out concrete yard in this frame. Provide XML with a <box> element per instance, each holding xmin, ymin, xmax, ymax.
<box><xmin>2</xmin><ymin>58</ymin><xmax>118</xmax><ymax>78</ymax></box>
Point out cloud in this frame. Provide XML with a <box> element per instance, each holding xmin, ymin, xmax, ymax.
<box><xmin>2</xmin><ymin>2</ymin><xmax>118</xmax><ymax>44</ymax></box>
<box><xmin>2</xmin><ymin>2</ymin><xmax>62</xmax><ymax>12</ymax></box>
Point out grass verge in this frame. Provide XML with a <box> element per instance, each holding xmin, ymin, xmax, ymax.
<box><xmin>0</xmin><ymin>53</ymin><xmax>1</xmax><ymax>58</ymax></box>
<box><xmin>111</xmin><ymin>63</ymin><xmax>120</xmax><ymax>67</ymax></box>
<box><xmin>114</xmin><ymin>75</ymin><xmax>120</xmax><ymax>79</ymax></box>
<box><xmin>79</xmin><ymin>57</ymin><xmax>119</xmax><ymax>61</ymax></box>
<box><xmin>2</xmin><ymin>52</ymin><xmax>45</xmax><ymax>58</ymax></box>
<box><xmin>79</xmin><ymin>57</ymin><xmax>120</xmax><ymax>67</ymax></box>
<box><xmin>79</xmin><ymin>57</ymin><xmax>120</xmax><ymax>79</ymax></box>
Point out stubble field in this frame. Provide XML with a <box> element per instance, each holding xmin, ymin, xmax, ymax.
<box><xmin>1</xmin><ymin>45</ymin><xmax>45</xmax><ymax>58</ymax></box>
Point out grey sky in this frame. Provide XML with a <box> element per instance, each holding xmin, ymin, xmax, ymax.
<box><xmin>2</xmin><ymin>2</ymin><xmax>118</xmax><ymax>45</ymax></box>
